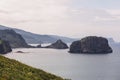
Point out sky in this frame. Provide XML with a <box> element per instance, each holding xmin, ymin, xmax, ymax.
<box><xmin>0</xmin><ymin>0</ymin><xmax>120</xmax><ymax>41</ymax></box>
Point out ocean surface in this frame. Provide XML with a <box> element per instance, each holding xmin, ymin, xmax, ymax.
<box><xmin>4</xmin><ymin>45</ymin><xmax>120</xmax><ymax>80</ymax></box>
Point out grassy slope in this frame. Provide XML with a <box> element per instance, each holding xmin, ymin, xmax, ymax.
<box><xmin>0</xmin><ymin>55</ymin><xmax>64</xmax><ymax>80</ymax></box>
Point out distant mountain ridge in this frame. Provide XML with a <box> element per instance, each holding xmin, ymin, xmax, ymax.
<box><xmin>0</xmin><ymin>25</ymin><xmax>118</xmax><ymax>45</ymax></box>
<box><xmin>0</xmin><ymin>25</ymin><xmax>76</xmax><ymax>44</ymax></box>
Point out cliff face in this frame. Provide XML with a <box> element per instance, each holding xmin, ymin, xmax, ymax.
<box><xmin>69</xmin><ymin>36</ymin><xmax>113</xmax><ymax>53</ymax></box>
<box><xmin>0</xmin><ymin>39</ymin><xmax>12</xmax><ymax>54</ymax></box>
<box><xmin>0</xmin><ymin>29</ymin><xmax>30</xmax><ymax>48</ymax></box>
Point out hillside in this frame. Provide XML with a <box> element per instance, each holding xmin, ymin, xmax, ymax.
<box><xmin>14</xmin><ymin>29</ymin><xmax>76</xmax><ymax>44</ymax></box>
<box><xmin>0</xmin><ymin>55</ymin><xmax>64</xmax><ymax>80</ymax></box>
<box><xmin>0</xmin><ymin>25</ymin><xmax>75</xmax><ymax>44</ymax></box>
<box><xmin>14</xmin><ymin>29</ymin><xmax>57</xmax><ymax>44</ymax></box>
<box><xmin>0</xmin><ymin>29</ymin><xmax>30</xmax><ymax>48</ymax></box>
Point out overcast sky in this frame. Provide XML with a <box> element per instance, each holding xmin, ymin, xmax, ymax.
<box><xmin>0</xmin><ymin>0</ymin><xmax>120</xmax><ymax>41</ymax></box>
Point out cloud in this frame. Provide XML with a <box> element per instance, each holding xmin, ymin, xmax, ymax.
<box><xmin>0</xmin><ymin>0</ymin><xmax>70</xmax><ymax>23</ymax></box>
<box><xmin>0</xmin><ymin>0</ymin><xmax>120</xmax><ymax>41</ymax></box>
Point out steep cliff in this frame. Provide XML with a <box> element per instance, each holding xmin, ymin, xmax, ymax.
<box><xmin>0</xmin><ymin>39</ymin><xmax>12</xmax><ymax>54</ymax></box>
<box><xmin>0</xmin><ymin>29</ymin><xmax>30</xmax><ymax>48</ymax></box>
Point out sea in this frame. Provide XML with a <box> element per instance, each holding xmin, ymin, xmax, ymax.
<box><xmin>4</xmin><ymin>44</ymin><xmax>120</xmax><ymax>80</ymax></box>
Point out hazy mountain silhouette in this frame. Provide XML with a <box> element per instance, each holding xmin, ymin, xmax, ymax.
<box><xmin>0</xmin><ymin>25</ymin><xmax>76</xmax><ymax>44</ymax></box>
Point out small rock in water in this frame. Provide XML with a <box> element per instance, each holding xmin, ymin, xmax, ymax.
<box><xmin>16</xmin><ymin>51</ymin><xmax>25</xmax><ymax>53</ymax></box>
<box><xmin>36</xmin><ymin>44</ymin><xmax>41</xmax><ymax>48</ymax></box>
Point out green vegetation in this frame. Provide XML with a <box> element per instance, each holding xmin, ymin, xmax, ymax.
<box><xmin>0</xmin><ymin>55</ymin><xmax>64</xmax><ymax>80</ymax></box>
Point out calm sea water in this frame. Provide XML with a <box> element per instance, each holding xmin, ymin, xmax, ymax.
<box><xmin>4</xmin><ymin>45</ymin><xmax>120</xmax><ymax>80</ymax></box>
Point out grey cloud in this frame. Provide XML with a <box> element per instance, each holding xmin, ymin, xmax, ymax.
<box><xmin>0</xmin><ymin>0</ymin><xmax>120</xmax><ymax>41</ymax></box>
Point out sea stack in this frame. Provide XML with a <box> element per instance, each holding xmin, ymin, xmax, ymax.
<box><xmin>69</xmin><ymin>36</ymin><xmax>113</xmax><ymax>53</ymax></box>
<box><xmin>0</xmin><ymin>39</ymin><xmax>12</xmax><ymax>54</ymax></box>
<box><xmin>45</xmin><ymin>39</ymin><xmax>68</xmax><ymax>49</ymax></box>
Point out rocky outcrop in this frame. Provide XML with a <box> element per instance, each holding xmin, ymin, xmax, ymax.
<box><xmin>16</xmin><ymin>51</ymin><xmax>24</xmax><ymax>53</ymax></box>
<box><xmin>0</xmin><ymin>39</ymin><xmax>12</xmax><ymax>54</ymax></box>
<box><xmin>0</xmin><ymin>29</ymin><xmax>31</xmax><ymax>48</ymax></box>
<box><xmin>36</xmin><ymin>44</ymin><xmax>41</xmax><ymax>48</ymax></box>
<box><xmin>45</xmin><ymin>39</ymin><xmax>68</xmax><ymax>49</ymax></box>
<box><xmin>69</xmin><ymin>36</ymin><xmax>113</xmax><ymax>53</ymax></box>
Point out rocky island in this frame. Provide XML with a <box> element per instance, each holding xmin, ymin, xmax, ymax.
<box><xmin>45</xmin><ymin>39</ymin><xmax>68</xmax><ymax>49</ymax></box>
<box><xmin>69</xmin><ymin>36</ymin><xmax>113</xmax><ymax>53</ymax></box>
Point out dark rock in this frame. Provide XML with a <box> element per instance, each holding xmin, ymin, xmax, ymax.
<box><xmin>16</xmin><ymin>51</ymin><xmax>24</xmax><ymax>53</ymax></box>
<box><xmin>69</xmin><ymin>40</ymin><xmax>81</xmax><ymax>53</ymax></box>
<box><xmin>0</xmin><ymin>29</ymin><xmax>31</xmax><ymax>48</ymax></box>
<box><xmin>45</xmin><ymin>39</ymin><xmax>68</xmax><ymax>49</ymax></box>
<box><xmin>36</xmin><ymin>44</ymin><xmax>41</xmax><ymax>48</ymax></box>
<box><xmin>0</xmin><ymin>39</ymin><xmax>12</xmax><ymax>54</ymax></box>
<box><xmin>69</xmin><ymin>36</ymin><xmax>113</xmax><ymax>53</ymax></box>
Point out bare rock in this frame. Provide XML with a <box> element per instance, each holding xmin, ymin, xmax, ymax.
<box><xmin>45</xmin><ymin>39</ymin><xmax>68</xmax><ymax>49</ymax></box>
<box><xmin>69</xmin><ymin>36</ymin><xmax>113</xmax><ymax>53</ymax></box>
<box><xmin>36</xmin><ymin>44</ymin><xmax>41</xmax><ymax>48</ymax></box>
<box><xmin>0</xmin><ymin>39</ymin><xmax>12</xmax><ymax>54</ymax></box>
